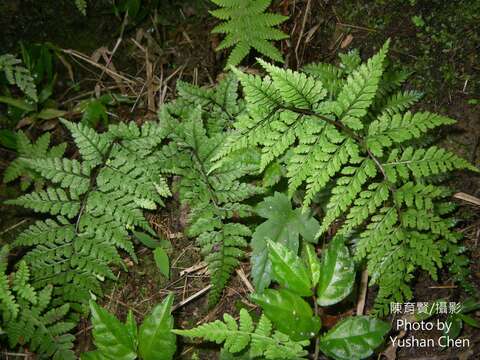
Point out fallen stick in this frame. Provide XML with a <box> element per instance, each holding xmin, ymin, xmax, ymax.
<box><xmin>172</xmin><ymin>285</ymin><xmax>212</xmax><ymax>311</ymax></box>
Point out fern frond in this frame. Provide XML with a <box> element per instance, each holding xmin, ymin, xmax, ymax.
<box><xmin>3</xmin><ymin>131</ymin><xmax>67</xmax><ymax>190</ymax></box>
<box><xmin>0</xmin><ymin>53</ymin><xmax>37</xmax><ymax>101</ymax></box>
<box><xmin>158</xmin><ymin>84</ymin><xmax>261</xmax><ymax>304</ymax></box>
<box><xmin>173</xmin><ymin>309</ymin><xmax>308</xmax><ymax>359</ymax></box>
<box><xmin>6</xmin><ymin>119</ymin><xmax>170</xmax><ymax>343</ymax></box>
<box><xmin>216</xmin><ymin>41</ymin><xmax>477</xmax><ymax>312</ymax></box>
<box><xmin>74</xmin><ymin>0</ymin><xmax>87</xmax><ymax>15</ymax></box>
<box><xmin>60</xmin><ymin>118</ymin><xmax>111</xmax><ymax>167</ymax></box>
<box><xmin>210</xmin><ymin>0</ymin><xmax>288</xmax><ymax>66</ymax></box>
<box><xmin>0</xmin><ymin>260</ymin><xmax>76</xmax><ymax>360</ymax></box>
<box><xmin>334</xmin><ymin>40</ymin><xmax>390</xmax><ymax>130</ymax></box>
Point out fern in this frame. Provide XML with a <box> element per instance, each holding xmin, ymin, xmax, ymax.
<box><xmin>74</xmin><ymin>0</ymin><xmax>87</xmax><ymax>15</ymax></box>
<box><xmin>0</xmin><ymin>53</ymin><xmax>37</xmax><ymax>101</ymax></box>
<box><xmin>0</xmin><ymin>248</ymin><xmax>76</xmax><ymax>360</ymax></box>
<box><xmin>210</xmin><ymin>0</ymin><xmax>289</xmax><ymax>67</ymax></box>
<box><xmin>173</xmin><ymin>308</ymin><xmax>308</xmax><ymax>359</ymax></box>
<box><xmin>157</xmin><ymin>75</ymin><xmax>262</xmax><ymax>305</ymax></box>
<box><xmin>6</xmin><ymin>119</ymin><xmax>170</xmax><ymax>310</ymax></box>
<box><xmin>216</xmin><ymin>41</ymin><xmax>478</xmax><ymax>314</ymax></box>
<box><xmin>3</xmin><ymin>131</ymin><xmax>67</xmax><ymax>191</ymax></box>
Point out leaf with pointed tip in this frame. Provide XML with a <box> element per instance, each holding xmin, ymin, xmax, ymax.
<box><xmin>302</xmin><ymin>244</ymin><xmax>321</xmax><ymax>287</ymax></box>
<box><xmin>89</xmin><ymin>301</ymin><xmax>137</xmax><ymax>360</ymax></box>
<box><xmin>316</xmin><ymin>236</ymin><xmax>355</xmax><ymax>306</ymax></box>
<box><xmin>125</xmin><ymin>310</ymin><xmax>138</xmax><ymax>350</ymax></box>
<box><xmin>153</xmin><ymin>247</ymin><xmax>170</xmax><ymax>279</ymax></box>
<box><xmin>252</xmin><ymin>192</ymin><xmax>319</xmax><ymax>292</ymax></box>
<box><xmin>267</xmin><ymin>239</ymin><xmax>312</xmax><ymax>296</ymax></box>
<box><xmin>319</xmin><ymin>316</ymin><xmax>390</xmax><ymax>360</ymax></box>
<box><xmin>138</xmin><ymin>293</ymin><xmax>176</xmax><ymax>360</ymax></box>
<box><xmin>251</xmin><ymin>289</ymin><xmax>321</xmax><ymax>341</ymax></box>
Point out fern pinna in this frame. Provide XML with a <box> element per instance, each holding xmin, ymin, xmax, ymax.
<box><xmin>216</xmin><ymin>40</ymin><xmax>478</xmax><ymax>314</ymax></box>
<box><xmin>157</xmin><ymin>74</ymin><xmax>262</xmax><ymax>305</ymax></box>
<box><xmin>6</xmin><ymin>119</ymin><xmax>170</xmax><ymax>310</ymax></box>
<box><xmin>210</xmin><ymin>0</ymin><xmax>289</xmax><ymax>67</ymax></box>
<box><xmin>173</xmin><ymin>308</ymin><xmax>308</xmax><ymax>359</ymax></box>
<box><xmin>0</xmin><ymin>246</ymin><xmax>76</xmax><ymax>359</ymax></box>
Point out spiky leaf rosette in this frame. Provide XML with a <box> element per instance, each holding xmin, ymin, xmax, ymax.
<box><xmin>158</xmin><ymin>78</ymin><xmax>262</xmax><ymax>305</ymax></box>
<box><xmin>173</xmin><ymin>308</ymin><xmax>308</xmax><ymax>359</ymax></box>
<box><xmin>0</xmin><ymin>253</ymin><xmax>76</xmax><ymax>360</ymax></box>
<box><xmin>210</xmin><ymin>0</ymin><xmax>289</xmax><ymax>67</ymax></box>
<box><xmin>6</xmin><ymin>119</ymin><xmax>170</xmax><ymax>309</ymax></box>
<box><xmin>215</xmin><ymin>41</ymin><xmax>478</xmax><ymax>313</ymax></box>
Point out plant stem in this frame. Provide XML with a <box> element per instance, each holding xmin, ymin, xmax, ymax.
<box><xmin>313</xmin><ymin>296</ymin><xmax>320</xmax><ymax>360</ymax></box>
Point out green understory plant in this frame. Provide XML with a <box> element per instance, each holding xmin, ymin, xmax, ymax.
<box><xmin>215</xmin><ymin>40</ymin><xmax>478</xmax><ymax>314</ymax></box>
<box><xmin>75</xmin><ymin>0</ymin><xmax>88</xmax><ymax>15</ymax></box>
<box><xmin>3</xmin><ymin>119</ymin><xmax>170</xmax><ymax>358</ymax></box>
<box><xmin>0</xmin><ymin>246</ymin><xmax>76</xmax><ymax>360</ymax></box>
<box><xmin>209</xmin><ymin>0</ymin><xmax>289</xmax><ymax>67</ymax></box>
<box><xmin>82</xmin><ymin>294</ymin><xmax>176</xmax><ymax>360</ymax></box>
<box><xmin>157</xmin><ymin>74</ymin><xmax>263</xmax><ymax>305</ymax></box>
<box><xmin>175</xmin><ymin>237</ymin><xmax>391</xmax><ymax>360</ymax></box>
<box><xmin>3</xmin><ymin>131</ymin><xmax>66</xmax><ymax>191</ymax></box>
<box><xmin>0</xmin><ymin>43</ymin><xmax>66</xmax><ymax>129</ymax></box>
<box><xmin>444</xmin><ymin>298</ymin><xmax>480</xmax><ymax>340</ymax></box>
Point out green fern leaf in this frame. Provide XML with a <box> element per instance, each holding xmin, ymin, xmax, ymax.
<box><xmin>210</xmin><ymin>0</ymin><xmax>288</xmax><ymax>66</ymax></box>
<box><xmin>174</xmin><ymin>309</ymin><xmax>308</xmax><ymax>359</ymax></box>
<box><xmin>334</xmin><ymin>40</ymin><xmax>390</xmax><ymax>130</ymax></box>
<box><xmin>6</xmin><ymin>188</ymin><xmax>80</xmax><ymax>218</ymax></box>
<box><xmin>0</xmin><ymin>54</ymin><xmax>37</xmax><ymax>101</ymax></box>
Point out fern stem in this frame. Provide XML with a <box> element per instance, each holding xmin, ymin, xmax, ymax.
<box><xmin>283</xmin><ymin>106</ymin><xmax>363</xmax><ymax>143</ymax></box>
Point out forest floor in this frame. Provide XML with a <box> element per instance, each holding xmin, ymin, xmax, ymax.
<box><xmin>1</xmin><ymin>0</ymin><xmax>479</xmax><ymax>359</ymax></box>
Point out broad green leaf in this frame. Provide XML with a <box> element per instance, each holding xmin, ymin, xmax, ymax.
<box><xmin>267</xmin><ymin>239</ymin><xmax>312</xmax><ymax>297</ymax></box>
<box><xmin>138</xmin><ymin>293</ymin><xmax>176</xmax><ymax>360</ymax></box>
<box><xmin>125</xmin><ymin>310</ymin><xmax>138</xmax><ymax>349</ymax></box>
<box><xmin>89</xmin><ymin>301</ymin><xmax>137</xmax><ymax>360</ymax></box>
<box><xmin>461</xmin><ymin>298</ymin><xmax>480</xmax><ymax>313</ymax></box>
<box><xmin>459</xmin><ymin>314</ymin><xmax>480</xmax><ymax>328</ymax></box>
<box><xmin>319</xmin><ymin>316</ymin><xmax>390</xmax><ymax>360</ymax></box>
<box><xmin>153</xmin><ymin>247</ymin><xmax>170</xmax><ymax>279</ymax></box>
<box><xmin>252</xmin><ymin>192</ymin><xmax>319</xmax><ymax>292</ymax></box>
<box><xmin>444</xmin><ymin>315</ymin><xmax>462</xmax><ymax>339</ymax></box>
<box><xmin>133</xmin><ymin>231</ymin><xmax>161</xmax><ymax>249</ymax></box>
<box><xmin>302</xmin><ymin>243</ymin><xmax>321</xmax><ymax>287</ymax></box>
<box><xmin>37</xmin><ymin>107</ymin><xmax>67</xmax><ymax>120</ymax></box>
<box><xmin>0</xmin><ymin>129</ymin><xmax>17</xmax><ymax>149</ymax></box>
<box><xmin>0</xmin><ymin>96</ymin><xmax>35</xmax><ymax>111</ymax></box>
<box><xmin>316</xmin><ymin>236</ymin><xmax>355</xmax><ymax>306</ymax></box>
<box><xmin>251</xmin><ymin>289</ymin><xmax>321</xmax><ymax>341</ymax></box>
<box><xmin>81</xmin><ymin>351</ymin><xmax>109</xmax><ymax>360</ymax></box>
